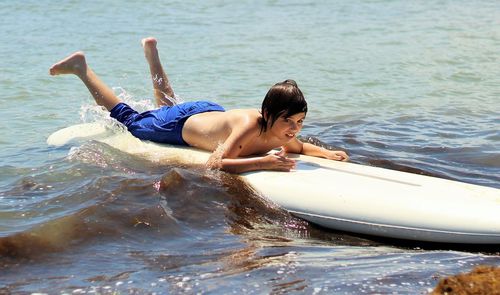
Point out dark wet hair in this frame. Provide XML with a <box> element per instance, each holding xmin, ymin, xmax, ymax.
<box><xmin>259</xmin><ymin>79</ymin><xmax>308</xmax><ymax>133</ymax></box>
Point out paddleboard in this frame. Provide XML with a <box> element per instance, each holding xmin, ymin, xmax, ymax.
<box><xmin>48</xmin><ymin>123</ymin><xmax>500</xmax><ymax>244</ymax></box>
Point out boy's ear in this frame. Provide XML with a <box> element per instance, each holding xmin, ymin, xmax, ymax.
<box><xmin>263</xmin><ymin>110</ymin><xmax>269</xmax><ymax>120</ymax></box>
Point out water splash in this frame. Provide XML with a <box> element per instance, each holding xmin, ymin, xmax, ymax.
<box><xmin>152</xmin><ymin>74</ymin><xmax>184</xmax><ymax>105</ymax></box>
<box><xmin>205</xmin><ymin>142</ymin><xmax>225</xmax><ymax>170</ymax></box>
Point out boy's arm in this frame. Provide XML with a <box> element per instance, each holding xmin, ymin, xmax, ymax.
<box><xmin>216</xmin><ymin>152</ymin><xmax>295</xmax><ymax>174</ymax></box>
<box><xmin>284</xmin><ymin>138</ymin><xmax>349</xmax><ymax>162</ymax></box>
<box><xmin>206</xmin><ymin>122</ymin><xmax>295</xmax><ymax>173</ymax></box>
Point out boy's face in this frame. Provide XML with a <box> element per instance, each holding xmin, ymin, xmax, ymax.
<box><xmin>268</xmin><ymin>112</ymin><xmax>306</xmax><ymax>142</ymax></box>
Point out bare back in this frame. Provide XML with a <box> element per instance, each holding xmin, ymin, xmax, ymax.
<box><xmin>182</xmin><ymin>109</ymin><xmax>284</xmax><ymax>156</ymax></box>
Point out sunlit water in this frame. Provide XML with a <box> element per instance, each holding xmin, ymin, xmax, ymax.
<box><xmin>1</xmin><ymin>0</ymin><xmax>499</xmax><ymax>293</ymax></box>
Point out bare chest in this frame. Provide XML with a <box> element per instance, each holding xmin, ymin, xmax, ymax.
<box><xmin>239</xmin><ymin>136</ymin><xmax>282</xmax><ymax>156</ymax></box>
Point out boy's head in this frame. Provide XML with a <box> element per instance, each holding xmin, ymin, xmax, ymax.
<box><xmin>260</xmin><ymin>79</ymin><xmax>308</xmax><ymax>133</ymax></box>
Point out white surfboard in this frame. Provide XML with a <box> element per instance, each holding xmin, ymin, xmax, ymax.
<box><xmin>48</xmin><ymin>123</ymin><xmax>500</xmax><ymax>244</ymax></box>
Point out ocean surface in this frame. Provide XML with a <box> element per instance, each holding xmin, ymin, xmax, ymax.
<box><xmin>1</xmin><ymin>0</ymin><xmax>499</xmax><ymax>293</ymax></box>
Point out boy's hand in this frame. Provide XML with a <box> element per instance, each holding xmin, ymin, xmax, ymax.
<box><xmin>261</xmin><ymin>149</ymin><xmax>296</xmax><ymax>171</ymax></box>
<box><xmin>325</xmin><ymin>150</ymin><xmax>349</xmax><ymax>162</ymax></box>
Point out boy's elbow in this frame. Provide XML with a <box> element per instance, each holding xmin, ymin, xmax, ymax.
<box><xmin>211</xmin><ymin>158</ymin><xmax>240</xmax><ymax>174</ymax></box>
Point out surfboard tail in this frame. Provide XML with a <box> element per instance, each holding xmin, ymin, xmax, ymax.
<box><xmin>47</xmin><ymin>123</ymin><xmax>111</xmax><ymax>146</ymax></box>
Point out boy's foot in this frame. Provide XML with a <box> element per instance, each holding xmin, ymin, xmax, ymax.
<box><xmin>49</xmin><ymin>52</ymin><xmax>87</xmax><ymax>76</ymax></box>
<box><xmin>141</xmin><ymin>37</ymin><xmax>160</xmax><ymax>63</ymax></box>
<box><xmin>141</xmin><ymin>37</ymin><xmax>176</xmax><ymax>106</ymax></box>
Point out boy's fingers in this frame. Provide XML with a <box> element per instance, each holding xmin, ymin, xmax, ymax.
<box><xmin>275</xmin><ymin>149</ymin><xmax>286</xmax><ymax>157</ymax></box>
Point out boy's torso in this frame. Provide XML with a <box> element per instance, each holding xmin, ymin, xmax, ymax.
<box><xmin>182</xmin><ymin>109</ymin><xmax>284</xmax><ymax>156</ymax></box>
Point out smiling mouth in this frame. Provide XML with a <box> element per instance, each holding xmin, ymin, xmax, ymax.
<box><xmin>286</xmin><ymin>133</ymin><xmax>295</xmax><ymax>138</ymax></box>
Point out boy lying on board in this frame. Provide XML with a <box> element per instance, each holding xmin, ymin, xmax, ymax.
<box><xmin>49</xmin><ymin>37</ymin><xmax>349</xmax><ymax>173</ymax></box>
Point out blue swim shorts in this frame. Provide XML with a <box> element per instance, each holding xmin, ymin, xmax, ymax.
<box><xmin>109</xmin><ymin>101</ymin><xmax>225</xmax><ymax>145</ymax></box>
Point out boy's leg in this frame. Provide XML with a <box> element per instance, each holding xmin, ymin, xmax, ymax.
<box><xmin>142</xmin><ymin>37</ymin><xmax>176</xmax><ymax>107</ymax></box>
<box><xmin>49</xmin><ymin>52</ymin><xmax>121</xmax><ymax>111</ymax></box>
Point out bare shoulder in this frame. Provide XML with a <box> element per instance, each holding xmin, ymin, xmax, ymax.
<box><xmin>226</xmin><ymin>109</ymin><xmax>261</xmax><ymax>131</ymax></box>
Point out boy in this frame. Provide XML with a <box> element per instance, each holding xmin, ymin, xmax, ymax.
<box><xmin>49</xmin><ymin>37</ymin><xmax>348</xmax><ymax>173</ymax></box>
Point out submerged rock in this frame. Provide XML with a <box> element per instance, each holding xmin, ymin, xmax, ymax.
<box><xmin>432</xmin><ymin>265</ymin><xmax>500</xmax><ymax>295</ymax></box>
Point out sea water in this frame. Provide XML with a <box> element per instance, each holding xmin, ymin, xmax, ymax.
<box><xmin>0</xmin><ymin>0</ymin><xmax>499</xmax><ymax>293</ymax></box>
